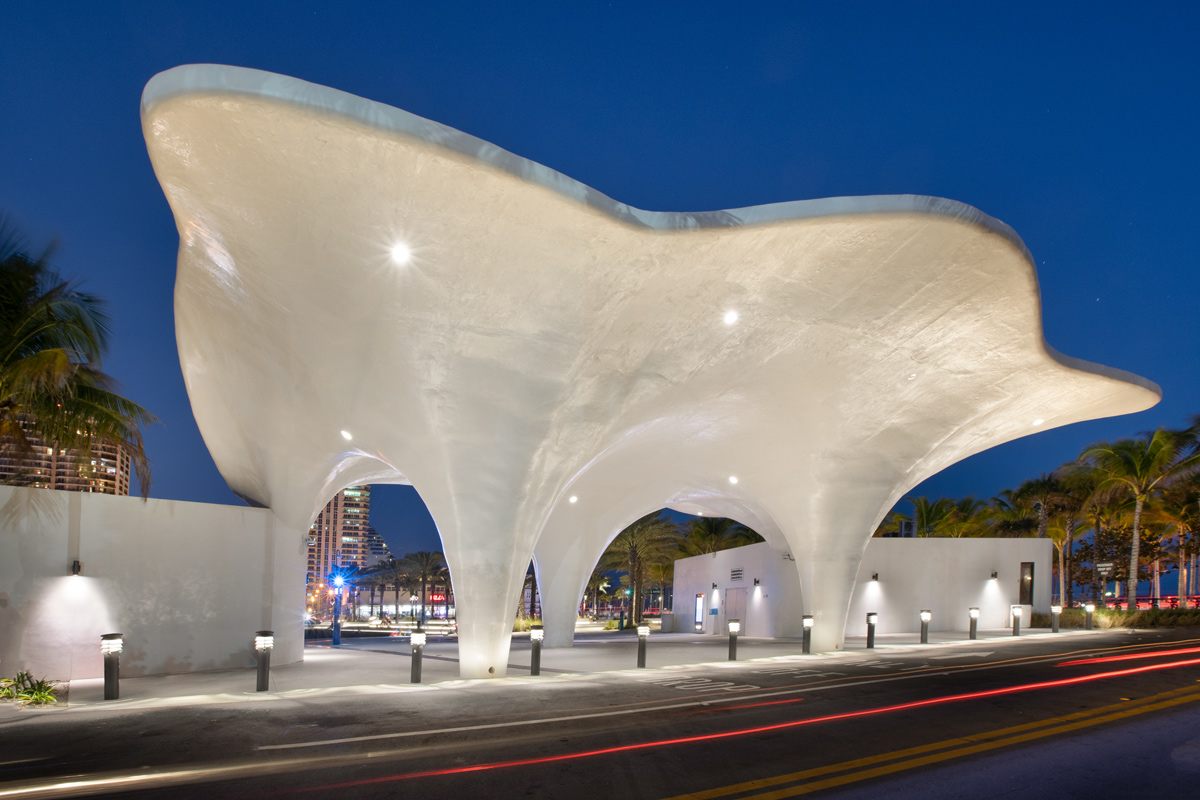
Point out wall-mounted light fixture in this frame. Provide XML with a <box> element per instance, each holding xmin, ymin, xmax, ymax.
<box><xmin>871</xmin><ymin>572</ymin><xmax>879</xmax><ymax>581</ymax></box>
<box><xmin>753</xmin><ymin>578</ymin><xmax>760</xmax><ymax>586</ymax></box>
<box><xmin>712</xmin><ymin>582</ymin><xmax>718</xmax><ymax>590</ymax></box>
<box><xmin>990</xmin><ymin>571</ymin><xmax>998</xmax><ymax>580</ymax></box>
<box><xmin>71</xmin><ymin>560</ymin><xmax>82</xmax><ymax>576</ymax></box>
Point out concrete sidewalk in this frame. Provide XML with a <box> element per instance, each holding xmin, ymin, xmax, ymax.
<box><xmin>61</xmin><ymin>627</ymin><xmax>1101</xmax><ymax>711</ymax></box>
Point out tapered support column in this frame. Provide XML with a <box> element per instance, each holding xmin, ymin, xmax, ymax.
<box><xmin>446</xmin><ymin>547</ymin><xmax>531</xmax><ymax>679</ymax></box>
<box><xmin>533</xmin><ymin>537</ymin><xmax>596</xmax><ymax>649</ymax></box>
<box><xmin>796</xmin><ymin>549</ymin><xmax>863</xmax><ymax>653</ymax></box>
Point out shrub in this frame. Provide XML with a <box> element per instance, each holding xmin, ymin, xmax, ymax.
<box><xmin>0</xmin><ymin>671</ymin><xmax>58</xmax><ymax>706</ymax></box>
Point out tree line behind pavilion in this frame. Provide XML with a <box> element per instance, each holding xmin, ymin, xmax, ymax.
<box><xmin>876</xmin><ymin>420</ymin><xmax>1200</xmax><ymax>610</ymax></box>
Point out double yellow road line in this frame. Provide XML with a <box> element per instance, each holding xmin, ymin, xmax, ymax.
<box><xmin>665</xmin><ymin>683</ymin><xmax>1200</xmax><ymax>799</ymax></box>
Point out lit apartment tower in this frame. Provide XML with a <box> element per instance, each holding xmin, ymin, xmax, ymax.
<box><xmin>0</xmin><ymin>434</ymin><xmax>131</xmax><ymax>495</ymax></box>
<box><xmin>362</xmin><ymin>524</ymin><xmax>392</xmax><ymax>566</ymax></box>
<box><xmin>306</xmin><ymin>485</ymin><xmax>372</xmax><ymax>590</ymax></box>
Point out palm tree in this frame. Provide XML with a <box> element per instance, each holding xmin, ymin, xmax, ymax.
<box><xmin>898</xmin><ymin>496</ymin><xmax>956</xmax><ymax>536</ymax></box>
<box><xmin>380</xmin><ymin>557</ymin><xmax>410</xmax><ymax>619</ymax></box>
<box><xmin>583</xmin><ymin>568</ymin><xmax>610</xmax><ymax>617</ymax></box>
<box><xmin>0</xmin><ymin>221</ymin><xmax>155</xmax><ymax>494</ymax></box>
<box><xmin>1015</xmin><ymin>474</ymin><xmax>1062</xmax><ymax>539</ymax></box>
<box><xmin>598</xmin><ymin>512</ymin><xmax>681</xmax><ymax>624</ymax></box>
<box><xmin>1053</xmin><ymin>467</ymin><xmax>1100</xmax><ymax>606</ymax></box>
<box><xmin>403</xmin><ymin>550</ymin><xmax>446</xmax><ymax>625</ymax></box>
<box><xmin>1081</xmin><ymin>430</ymin><xmax>1200</xmax><ymax>607</ymax></box>
<box><xmin>988</xmin><ymin>490</ymin><xmax>1037</xmax><ymax>537</ymax></box>
<box><xmin>678</xmin><ymin>516</ymin><xmax>761</xmax><ymax>555</ymax></box>
<box><xmin>939</xmin><ymin>497</ymin><xmax>991</xmax><ymax>538</ymax></box>
<box><xmin>1149</xmin><ymin>483</ymin><xmax>1199</xmax><ymax>603</ymax></box>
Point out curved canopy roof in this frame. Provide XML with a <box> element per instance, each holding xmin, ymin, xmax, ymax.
<box><xmin>142</xmin><ymin>65</ymin><xmax>1158</xmax><ymax>673</ymax></box>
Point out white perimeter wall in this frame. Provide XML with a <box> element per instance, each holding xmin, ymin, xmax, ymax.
<box><xmin>675</xmin><ymin>538</ymin><xmax>1052</xmax><ymax>642</ymax></box>
<box><xmin>847</xmin><ymin>538</ymin><xmax>1052</xmax><ymax>634</ymax></box>
<box><xmin>0</xmin><ymin>485</ymin><xmax>307</xmax><ymax>680</ymax></box>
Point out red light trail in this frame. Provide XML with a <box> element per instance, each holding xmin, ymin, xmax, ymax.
<box><xmin>1057</xmin><ymin>646</ymin><xmax>1200</xmax><ymax>667</ymax></box>
<box><xmin>298</xmin><ymin>656</ymin><xmax>1200</xmax><ymax>792</ymax></box>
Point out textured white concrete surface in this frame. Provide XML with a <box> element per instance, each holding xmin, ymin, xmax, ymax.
<box><xmin>141</xmin><ymin>64</ymin><xmax>1158</xmax><ymax>677</ymax></box>
<box><xmin>0</xmin><ymin>485</ymin><xmax>305</xmax><ymax>679</ymax></box>
<box><xmin>673</xmin><ymin>539</ymin><xmax>1050</xmax><ymax>640</ymax></box>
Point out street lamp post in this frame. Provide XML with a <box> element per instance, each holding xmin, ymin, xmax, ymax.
<box><xmin>919</xmin><ymin>610</ymin><xmax>931</xmax><ymax>644</ymax></box>
<box><xmin>636</xmin><ymin>624</ymin><xmax>649</xmax><ymax>668</ymax></box>
<box><xmin>254</xmin><ymin>631</ymin><xmax>274</xmax><ymax>691</ymax></box>
<box><xmin>100</xmin><ymin>633</ymin><xmax>123</xmax><ymax>700</ymax></box>
<box><xmin>332</xmin><ymin>575</ymin><xmax>345</xmax><ymax>646</ymax></box>
<box><xmin>1011</xmin><ymin>605</ymin><xmax>1022</xmax><ymax>636</ymax></box>
<box><xmin>968</xmin><ymin>607</ymin><xmax>979</xmax><ymax>640</ymax></box>
<box><xmin>411</xmin><ymin>628</ymin><xmax>426</xmax><ymax>683</ymax></box>
<box><xmin>1051</xmin><ymin>605</ymin><xmax>1062</xmax><ymax>633</ymax></box>
<box><xmin>801</xmin><ymin>615</ymin><xmax>813</xmax><ymax>654</ymax></box>
<box><xmin>865</xmin><ymin>612</ymin><xmax>878</xmax><ymax>649</ymax></box>
<box><xmin>530</xmin><ymin>624</ymin><xmax>544</xmax><ymax>676</ymax></box>
<box><xmin>728</xmin><ymin>619</ymin><xmax>740</xmax><ymax>661</ymax></box>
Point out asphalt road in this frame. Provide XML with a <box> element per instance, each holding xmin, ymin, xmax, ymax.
<box><xmin>3</xmin><ymin>629</ymin><xmax>1199</xmax><ymax>799</ymax></box>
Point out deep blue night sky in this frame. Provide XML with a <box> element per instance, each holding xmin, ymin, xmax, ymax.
<box><xmin>3</xmin><ymin>4</ymin><xmax>1197</xmax><ymax>556</ymax></box>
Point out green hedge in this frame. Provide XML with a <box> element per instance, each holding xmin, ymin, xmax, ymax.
<box><xmin>1033</xmin><ymin>608</ymin><xmax>1200</xmax><ymax>629</ymax></box>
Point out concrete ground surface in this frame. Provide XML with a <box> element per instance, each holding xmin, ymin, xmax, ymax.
<box><xmin>5</xmin><ymin>626</ymin><xmax>1199</xmax><ymax>799</ymax></box>
<box><xmin>65</xmin><ymin>626</ymin><xmax>1076</xmax><ymax>708</ymax></box>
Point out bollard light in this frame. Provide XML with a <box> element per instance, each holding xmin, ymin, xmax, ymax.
<box><xmin>530</xmin><ymin>624</ymin><xmax>544</xmax><ymax>676</ymax></box>
<box><xmin>1085</xmin><ymin>602</ymin><xmax>1095</xmax><ymax>630</ymax></box>
<box><xmin>1011</xmin><ymin>605</ymin><xmax>1022</xmax><ymax>637</ymax></box>
<box><xmin>866</xmin><ymin>612</ymin><xmax>878</xmax><ymax>649</ymax></box>
<box><xmin>101</xmin><ymin>633</ymin><xmax>123</xmax><ymax>700</ymax></box>
<box><xmin>919</xmin><ymin>610</ymin><xmax>931</xmax><ymax>644</ymax></box>
<box><xmin>636</xmin><ymin>624</ymin><xmax>650</xmax><ymax>668</ymax></box>
<box><xmin>1051</xmin><ymin>605</ymin><xmax>1062</xmax><ymax>634</ymax></box>
<box><xmin>968</xmin><ymin>607</ymin><xmax>979</xmax><ymax>640</ymax></box>
<box><xmin>254</xmin><ymin>630</ymin><xmax>274</xmax><ymax>692</ymax></box>
<box><xmin>802</xmin><ymin>615</ymin><xmax>814</xmax><ymax>655</ymax></box>
<box><xmin>410</xmin><ymin>628</ymin><xmax>427</xmax><ymax>683</ymax></box>
<box><xmin>728</xmin><ymin>619</ymin><xmax>740</xmax><ymax>661</ymax></box>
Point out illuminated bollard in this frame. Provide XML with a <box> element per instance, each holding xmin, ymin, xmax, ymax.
<box><xmin>1051</xmin><ymin>605</ymin><xmax>1062</xmax><ymax>634</ymax></box>
<box><xmin>866</xmin><ymin>612</ymin><xmax>877</xmax><ymax>649</ymax></box>
<box><xmin>100</xmin><ymin>633</ymin><xmax>123</xmax><ymax>701</ymax></box>
<box><xmin>728</xmin><ymin>619</ymin><xmax>740</xmax><ymax>661</ymax></box>
<box><xmin>1085</xmin><ymin>603</ymin><xmax>1095</xmax><ymax>631</ymax></box>
<box><xmin>410</xmin><ymin>628</ymin><xmax>426</xmax><ymax>683</ymax></box>
<box><xmin>530</xmin><ymin>624</ymin><xmax>544</xmax><ymax>676</ymax></box>
<box><xmin>919</xmin><ymin>610</ymin><xmax>931</xmax><ymax>644</ymax></box>
<box><xmin>1011</xmin><ymin>605</ymin><xmax>1022</xmax><ymax>637</ymax></box>
<box><xmin>802</xmin><ymin>615</ymin><xmax>814</xmax><ymax>654</ymax></box>
<box><xmin>254</xmin><ymin>630</ymin><xmax>274</xmax><ymax>692</ymax></box>
<box><xmin>636</xmin><ymin>624</ymin><xmax>649</xmax><ymax>668</ymax></box>
<box><xmin>968</xmin><ymin>607</ymin><xmax>979</xmax><ymax>640</ymax></box>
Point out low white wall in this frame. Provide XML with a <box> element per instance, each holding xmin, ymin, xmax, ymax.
<box><xmin>0</xmin><ymin>485</ymin><xmax>306</xmax><ymax>680</ymax></box>
<box><xmin>847</xmin><ymin>538</ymin><xmax>1052</xmax><ymax>634</ymax></box>
<box><xmin>675</xmin><ymin>537</ymin><xmax>1051</xmax><ymax>639</ymax></box>
<box><xmin>674</xmin><ymin>543</ymin><xmax>806</xmax><ymax>638</ymax></box>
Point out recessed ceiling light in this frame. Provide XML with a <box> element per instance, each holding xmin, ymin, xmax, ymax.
<box><xmin>728</xmin><ymin>475</ymin><xmax>738</xmax><ymax>485</ymax></box>
<box><xmin>1032</xmin><ymin>419</ymin><xmax>1044</xmax><ymax>426</ymax></box>
<box><xmin>390</xmin><ymin>242</ymin><xmax>412</xmax><ymax>265</ymax></box>
<box><xmin>568</xmin><ymin>495</ymin><xmax>578</xmax><ymax>504</ymax></box>
<box><xmin>724</xmin><ymin>310</ymin><xmax>739</xmax><ymax>325</ymax></box>
<box><xmin>341</xmin><ymin>430</ymin><xmax>353</xmax><ymax>441</ymax></box>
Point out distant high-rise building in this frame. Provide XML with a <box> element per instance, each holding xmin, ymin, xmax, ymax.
<box><xmin>0</xmin><ymin>428</ymin><xmax>131</xmax><ymax>495</ymax></box>
<box><xmin>306</xmin><ymin>486</ymin><xmax>372</xmax><ymax>590</ymax></box>
<box><xmin>362</xmin><ymin>524</ymin><xmax>392</xmax><ymax>566</ymax></box>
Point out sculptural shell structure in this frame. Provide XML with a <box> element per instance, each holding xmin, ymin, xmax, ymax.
<box><xmin>142</xmin><ymin>65</ymin><xmax>1159</xmax><ymax>678</ymax></box>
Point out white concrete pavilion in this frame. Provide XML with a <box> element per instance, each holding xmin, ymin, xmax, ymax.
<box><xmin>142</xmin><ymin>65</ymin><xmax>1159</xmax><ymax>678</ymax></box>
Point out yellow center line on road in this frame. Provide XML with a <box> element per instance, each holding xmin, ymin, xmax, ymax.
<box><xmin>663</xmin><ymin>683</ymin><xmax>1200</xmax><ymax>800</ymax></box>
